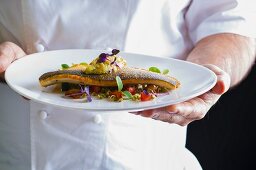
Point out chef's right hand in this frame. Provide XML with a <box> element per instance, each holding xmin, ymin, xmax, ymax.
<box><xmin>0</xmin><ymin>41</ymin><xmax>26</xmax><ymax>80</ymax></box>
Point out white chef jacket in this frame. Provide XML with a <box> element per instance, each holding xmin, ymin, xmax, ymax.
<box><xmin>0</xmin><ymin>0</ymin><xmax>255</xmax><ymax>170</ymax></box>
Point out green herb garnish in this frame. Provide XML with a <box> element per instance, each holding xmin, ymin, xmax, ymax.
<box><xmin>162</xmin><ymin>69</ymin><xmax>169</xmax><ymax>75</ymax></box>
<box><xmin>122</xmin><ymin>91</ymin><xmax>133</xmax><ymax>99</ymax></box>
<box><xmin>61</xmin><ymin>64</ymin><xmax>69</xmax><ymax>69</ymax></box>
<box><xmin>149</xmin><ymin>67</ymin><xmax>161</xmax><ymax>73</ymax></box>
<box><xmin>115</xmin><ymin>76</ymin><xmax>123</xmax><ymax>91</ymax></box>
<box><xmin>149</xmin><ymin>66</ymin><xmax>169</xmax><ymax>75</ymax></box>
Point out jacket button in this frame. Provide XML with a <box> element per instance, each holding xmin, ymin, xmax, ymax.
<box><xmin>39</xmin><ymin>110</ymin><xmax>48</xmax><ymax>119</ymax></box>
<box><xmin>93</xmin><ymin>114</ymin><xmax>103</xmax><ymax>124</ymax></box>
<box><xmin>35</xmin><ymin>43</ymin><xmax>45</xmax><ymax>52</ymax></box>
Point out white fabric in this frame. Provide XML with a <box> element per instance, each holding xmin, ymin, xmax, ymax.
<box><xmin>30</xmin><ymin>101</ymin><xmax>200</xmax><ymax>170</ymax></box>
<box><xmin>0</xmin><ymin>83</ymin><xmax>30</xmax><ymax>170</ymax></box>
<box><xmin>0</xmin><ymin>0</ymin><xmax>256</xmax><ymax>170</ymax></box>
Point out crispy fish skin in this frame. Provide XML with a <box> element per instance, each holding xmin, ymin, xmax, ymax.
<box><xmin>39</xmin><ymin>67</ymin><xmax>180</xmax><ymax>89</ymax></box>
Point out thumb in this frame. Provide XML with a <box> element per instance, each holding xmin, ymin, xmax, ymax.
<box><xmin>203</xmin><ymin>64</ymin><xmax>231</xmax><ymax>95</ymax></box>
<box><xmin>0</xmin><ymin>41</ymin><xmax>26</xmax><ymax>73</ymax></box>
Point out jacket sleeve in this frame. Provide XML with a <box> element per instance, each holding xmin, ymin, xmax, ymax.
<box><xmin>185</xmin><ymin>0</ymin><xmax>256</xmax><ymax>44</ymax></box>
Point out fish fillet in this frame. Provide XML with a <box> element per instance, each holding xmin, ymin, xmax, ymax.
<box><xmin>39</xmin><ymin>67</ymin><xmax>180</xmax><ymax>90</ymax></box>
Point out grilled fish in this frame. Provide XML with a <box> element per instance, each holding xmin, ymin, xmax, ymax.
<box><xmin>39</xmin><ymin>67</ymin><xmax>180</xmax><ymax>90</ymax></box>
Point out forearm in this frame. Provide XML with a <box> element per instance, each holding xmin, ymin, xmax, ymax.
<box><xmin>186</xmin><ymin>33</ymin><xmax>256</xmax><ymax>87</ymax></box>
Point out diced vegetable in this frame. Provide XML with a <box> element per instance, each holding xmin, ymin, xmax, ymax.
<box><xmin>125</xmin><ymin>86</ymin><xmax>136</xmax><ymax>95</ymax></box>
<box><xmin>110</xmin><ymin>91</ymin><xmax>123</xmax><ymax>100</ymax></box>
<box><xmin>90</xmin><ymin>86</ymin><xmax>101</xmax><ymax>93</ymax></box>
<box><xmin>140</xmin><ymin>90</ymin><xmax>152</xmax><ymax>101</ymax></box>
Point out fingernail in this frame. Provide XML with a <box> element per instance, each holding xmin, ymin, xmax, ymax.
<box><xmin>129</xmin><ymin>111</ymin><xmax>141</xmax><ymax>115</ymax></box>
<box><xmin>139</xmin><ymin>110</ymin><xmax>153</xmax><ymax>117</ymax></box>
<box><xmin>152</xmin><ymin>114</ymin><xmax>160</xmax><ymax>120</ymax></box>
<box><xmin>166</xmin><ymin>106</ymin><xmax>178</xmax><ymax>114</ymax></box>
<box><xmin>167</xmin><ymin>111</ymin><xmax>178</xmax><ymax>114</ymax></box>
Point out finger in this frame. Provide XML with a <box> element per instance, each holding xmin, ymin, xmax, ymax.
<box><xmin>22</xmin><ymin>96</ymin><xmax>30</xmax><ymax>100</ymax></box>
<box><xmin>212</xmin><ymin>73</ymin><xmax>230</xmax><ymax>95</ymax></box>
<box><xmin>138</xmin><ymin>107</ymin><xmax>192</xmax><ymax>126</ymax></box>
<box><xmin>138</xmin><ymin>94</ymin><xmax>212</xmax><ymax>123</ymax></box>
<box><xmin>0</xmin><ymin>42</ymin><xmax>26</xmax><ymax>73</ymax></box>
<box><xmin>203</xmin><ymin>64</ymin><xmax>230</xmax><ymax>94</ymax></box>
<box><xmin>155</xmin><ymin>111</ymin><xmax>191</xmax><ymax>126</ymax></box>
<box><xmin>0</xmin><ymin>42</ymin><xmax>26</xmax><ymax>60</ymax></box>
<box><xmin>198</xmin><ymin>90</ymin><xmax>220</xmax><ymax>105</ymax></box>
<box><xmin>138</xmin><ymin>109</ymin><xmax>154</xmax><ymax>117</ymax></box>
<box><xmin>168</xmin><ymin>98</ymin><xmax>208</xmax><ymax>120</ymax></box>
<box><xmin>0</xmin><ymin>72</ymin><xmax>5</xmax><ymax>81</ymax></box>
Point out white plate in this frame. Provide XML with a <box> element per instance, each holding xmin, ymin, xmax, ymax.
<box><xmin>5</xmin><ymin>49</ymin><xmax>217</xmax><ymax>111</ymax></box>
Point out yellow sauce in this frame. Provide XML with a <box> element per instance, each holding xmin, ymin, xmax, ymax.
<box><xmin>66</xmin><ymin>55</ymin><xmax>127</xmax><ymax>74</ymax></box>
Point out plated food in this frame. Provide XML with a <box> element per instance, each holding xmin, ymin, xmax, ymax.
<box><xmin>39</xmin><ymin>49</ymin><xmax>180</xmax><ymax>102</ymax></box>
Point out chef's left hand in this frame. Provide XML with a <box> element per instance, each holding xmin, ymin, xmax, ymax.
<box><xmin>0</xmin><ymin>41</ymin><xmax>26</xmax><ymax>80</ymax></box>
<box><xmin>135</xmin><ymin>64</ymin><xmax>231</xmax><ymax>126</ymax></box>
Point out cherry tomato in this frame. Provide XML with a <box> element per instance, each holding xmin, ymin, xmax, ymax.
<box><xmin>125</xmin><ymin>86</ymin><xmax>136</xmax><ymax>95</ymax></box>
<box><xmin>140</xmin><ymin>91</ymin><xmax>152</xmax><ymax>101</ymax></box>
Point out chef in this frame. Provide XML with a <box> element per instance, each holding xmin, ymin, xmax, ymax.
<box><xmin>0</xmin><ymin>0</ymin><xmax>255</xmax><ymax>170</ymax></box>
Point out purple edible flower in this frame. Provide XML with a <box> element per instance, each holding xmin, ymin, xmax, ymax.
<box><xmin>98</xmin><ymin>53</ymin><xmax>109</xmax><ymax>63</ymax></box>
<box><xmin>111</xmin><ymin>49</ymin><xmax>120</xmax><ymax>55</ymax></box>
<box><xmin>143</xmin><ymin>90</ymin><xmax>149</xmax><ymax>95</ymax></box>
<box><xmin>97</xmin><ymin>49</ymin><xmax>120</xmax><ymax>63</ymax></box>
<box><xmin>84</xmin><ymin>86</ymin><xmax>92</xmax><ymax>102</ymax></box>
<box><xmin>65</xmin><ymin>85</ymin><xmax>92</xmax><ymax>102</ymax></box>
